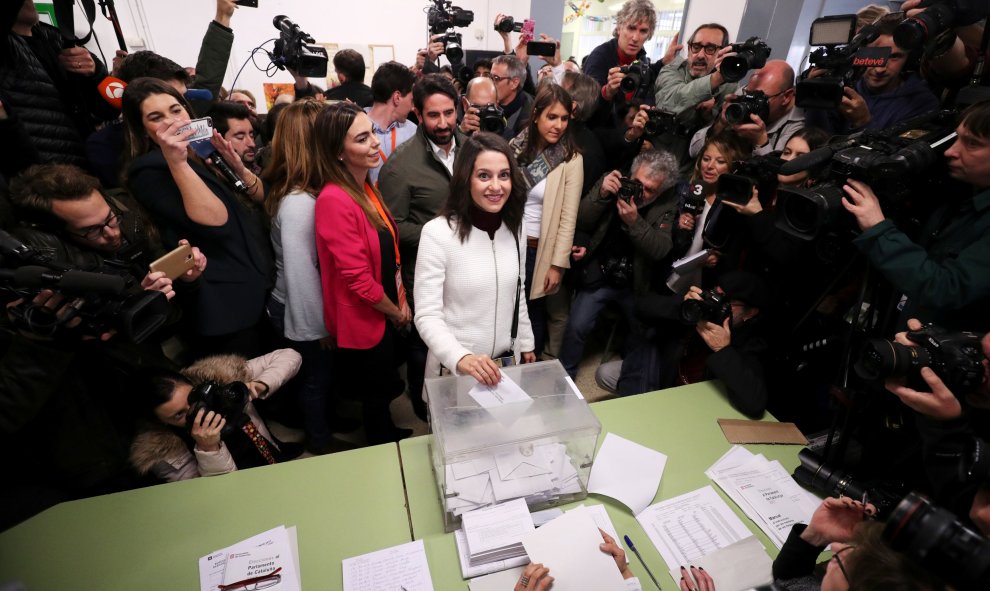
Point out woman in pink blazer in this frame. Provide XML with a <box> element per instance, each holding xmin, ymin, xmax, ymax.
<box><xmin>314</xmin><ymin>102</ymin><xmax>412</xmax><ymax>444</ymax></box>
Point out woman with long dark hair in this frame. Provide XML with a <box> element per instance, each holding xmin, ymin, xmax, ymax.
<box><xmin>313</xmin><ymin>101</ymin><xmax>411</xmax><ymax>444</ymax></box>
<box><xmin>121</xmin><ymin>77</ymin><xmax>273</xmax><ymax>358</ymax></box>
<box><xmin>508</xmin><ymin>83</ymin><xmax>583</xmax><ymax>357</ymax></box>
<box><xmin>414</xmin><ymin>132</ymin><xmax>536</xmax><ymax>387</ymax></box>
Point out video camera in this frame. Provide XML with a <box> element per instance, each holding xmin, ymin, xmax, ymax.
<box><xmin>774</xmin><ymin>109</ymin><xmax>958</xmax><ymax>241</ymax></box>
<box><xmin>427</xmin><ymin>0</ymin><xmax>474</xmax><ymax>64</ymax></box>
<box><xmin>0</xmin><ymin>231</ymin><xmax>168</xmax><ymax>344</ymax></box>
<box><xmin>854</xmin><ymin>323</ymin><xmax>985</xmax><ymax>395</ymax></box>
<box><xmin>894</xmin><ymin>0</ymin><xmax>990</xmax><ymax>50</ymax></box>
<box><xmin>720</xmin><ymin>37</ymin><xmax>771</xmax><ymax>83</ymax></box>
<box><xmin>271</xmin><ymin>15</ymin><xmax>328</xmax><ymax>78</ymax></box>
<box><xmin>186</xmin><ymin>380</ymin><xmax>251</xmax><ymax>437</ymax></box>
<box><xmin>797</xmin><ymin>15</ymin><xmax>891</xmax><ymax>110</ymax></box>
<box><xmin>494</xmin><ymin>16</ymin><xmax>524</xmax><ymax>34</ymax></box>
<box><xmin>619</xmin><ymin>58</ymin><xmax>652</xmax><ymax>98</ymax></box>
<box><xmin>885</xmin><ymin>492</ymin><xmax>990</xmax><ymax>591</ymax></box>
<box><xmin>716</xmin><ymin>153</ymin><xmax>784</xmax><ymax>205</ymax></box>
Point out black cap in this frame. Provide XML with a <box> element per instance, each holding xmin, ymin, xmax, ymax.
<box><xmin>717</xmin><ymin>270</ymin><xmax>769</xmax><ymax>309</ymax></box>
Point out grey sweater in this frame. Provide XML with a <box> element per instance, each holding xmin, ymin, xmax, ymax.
<box><xmin>271</xmin><ymin>191</ymin><xmax>329</xmax><ymax>342</ymax></box>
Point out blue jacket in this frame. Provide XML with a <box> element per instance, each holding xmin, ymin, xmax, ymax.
<box><xmin>806</xmin><ymin>74</ymin><xmax>940</xmax><ymax>135</ymax></box>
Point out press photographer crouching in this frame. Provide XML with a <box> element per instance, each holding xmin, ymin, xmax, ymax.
<box><xmin>132</xmin><ymin>349</ymin><xmax>303</xmax><ymax>482</ymax></box>
<box><xmin>557</xmin><ymin>150</ymin><xmax>680</xmax><ymax>380</ymax></box>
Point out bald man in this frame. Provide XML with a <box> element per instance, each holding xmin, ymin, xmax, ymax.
<box><xmin>458</xmin><ymin>76</ymin><xmax>500</xmax><ymax>135</ymax></box>
<box><xmin>688</xmin><ymin>60</ymin><xmax>805</xmax><ymax>158</ymax></box>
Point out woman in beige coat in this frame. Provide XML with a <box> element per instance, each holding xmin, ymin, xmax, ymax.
<box><xmin>509</xmin><ymin>83</ymin><xmax>584</xmax><ymax>356</ymax></box>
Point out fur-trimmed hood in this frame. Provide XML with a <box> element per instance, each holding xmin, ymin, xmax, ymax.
<box><xmin>129</xmin><ymin>423</ymin><xmax>190</xmax><ymax>475</ymax></box>
<box><xmin>181</xmin><ymin>354</ymin><xmax>252</xmax><ymax>385</ymax></box>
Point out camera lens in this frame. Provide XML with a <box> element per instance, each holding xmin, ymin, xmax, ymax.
<box><xmin>720</xmin><ymin>55</ymin><xmax>750</xmax><ymax>83</ymax></box>
<box><xmin>854</xmin><ymin>339</ymin><xmax>929</xmax><ymax>382</ymax></box>
<box><xmin>620</xmin><ymin>71</ymin><xmax>640</xmax><ymax>93</ymax></box>
<box><xmin>681</xmin><ymin>300</ymin><xmax>704</xmax><ymax>324</ymax></box>
<box><xmin>724</xmin><ymin>102</ymin><xmax>749</xmax><ymax>126</ymax></box>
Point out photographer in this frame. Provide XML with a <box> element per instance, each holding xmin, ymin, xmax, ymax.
<box><xmin>654</xmin><ymin>23</ymin><xmax>737</xmax><ymax>150</ymax></box>
<box><xmin>491</xmin><ymin>55</ymin><xmax>533</xmax><ymax>140</ymax></box>
<box><xmin>806</xmin><ymin>15</ymin><xmax>939</xmax><ymax>135</ymax></box>
<box><xmin>131</xmin><ymin>349</ymin><xmax>302</xmax><ymax>482</ymax></box>
<box><xmin>558</xmin><ymin>150</ymin><xmax>680</xmax><ymax>379</ymax></box>
<box><xmin>688</xmin><ymin>61</ymin><xmax>805</xmax><ymax>159</ymax></box>
<box><xmin>458</xmin><ymin>76</ymin><xmax>499</xmax><ymax>136</ymax></box>
<box><xmin>841</xmin><ymin>99</ymin><xmax>990</xmax><ymax>330</ymax></box>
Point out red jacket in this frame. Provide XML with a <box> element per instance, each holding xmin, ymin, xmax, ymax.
<box><xmin>315</xmin><ymin>183</ymin><xmax>387</xmax><ymax>350</ymax></box>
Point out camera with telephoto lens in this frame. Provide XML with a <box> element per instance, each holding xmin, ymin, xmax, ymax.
<box><xmin>428</xmin><ymin>0</ymin><xmax>474</xmax><ymax>64</ymax></box>
<box><xmin>797</xmin><ymin>15</ymin><xmax>891</xmax><ymax>110</ymax></box>
<box><xmin>475</xmin><ymin>103</ymin><xmax>506</xmax><ymax>134</ymax></box>
<box><xmin>724</xmin><ymin>89</ymin><xmax>770</xmax><ymax>126</ymax></box>
<box><xmin>853</xmin><ymin>323</ymin><xmax>985</xmax><ymax>396</ymax></box>
<box><xmin>894</xmin><ymin>0</ymin><xmax>990</xmax><ymax>50</ymax></box>
<box><xmin>720</xmin><ymin>37</ymin><xmax>771</xmax><ymax>83</ymax></box>
<box><xmin>186</xmin><ymin>381</ymin><xmax>251</xmax><ymax>436</ymax></box>
<box><xmin>681</xmin><ymin>289</ymin><xmax>731</xmax><ymax>325</ymax></box>
<box><xmin>617</xmin><ymin>178</ymin><xmax>644</xmax><ymax>206</ymax></box>
<box><xmin>494</xmin><ymin>15</ymin><xmax>523</xmax><ymax>33</ymax></box>
<box><xmin>793</xmin><ymin>449</ymin><xmax>903</xmax><ymax>519</ymax></box>
<box><xmin>0</xmin><ymin>230</ymin><xmax>168</xmax><ymax>343</ymax></box>
<box><xmin>619</xmin><ymin>58</ymin><xmax>652</xmax><ymax>94</ymax></box>
<box><xmin>775</xmin><ymin>109</ymin><xmax>957</xmax><ymax>241</ymax></box>
<box><xmin>271</xmin><ymin>15</ymin><xmax>328</xmax><ymax>78</ymax></box>
<box><xmin>884</xmin><ymin>492</ymin><xmax>990</xmax><ymax>591</ymax></box>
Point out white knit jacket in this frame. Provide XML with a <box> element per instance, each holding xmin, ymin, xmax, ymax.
<box><xmin>414</xmin><ymin>216</ymin><xmax>535</xmax><ymax>385</ymax></box>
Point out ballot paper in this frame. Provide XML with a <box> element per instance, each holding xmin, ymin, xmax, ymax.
<box><xmin>567</xmin><ymin>504</ymin><xmax>627</xmax><ymax>564</ymax></box>
<box><xmin>341</xmin><ymin>539</ymin><xmax>434</xmax><ymax>591</ymax></box>
<box><xmin>636</xmin><ymin>486</ymin><xmax>753</xmax><ymax>571</ymax></box>
<box><xmin>198</xmin><ymin>525</ymin><xmax>301</xmax><ymax>591</ymax></box>
<box><xmin>521</xmin><ymin>506</ymin><xmax>628</xmax><ymax>591</ymax></box>
<box><xmin>707</xmin><ymin>454</ymin><xmax>819</xmax><ymax>548</ymax></box>
<box><xmin>588</xmin><ymin>433</ymin><xmax>668</xmax><ymax>516</ymax></box>
<box><xmin>454</xmin><ymin>528</ymin><xmax>530</xmax><ymax>579</ymax></box>
<box><xmin>461</xmin><ymin>498</ymin><xmax>535</xmax><ymax>567</ymax></box>
<box><xmin>468</xmin><ymin>374</ymin><xmax>533</xmax><ymax>426</ymax></box>
<box><xmin>665</xmin><ymin>536</ymin><xmax>773</xmax><ymax>591</ymax></box>
<box><xmin>468</xmin><ymin>566</ymin><xmax>527</xmax><ymax>591</ymax></box>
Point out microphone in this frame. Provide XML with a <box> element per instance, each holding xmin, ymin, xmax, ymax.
<box><xmin>98</xmin><ymin>76</ymin><xmax>127</xmax><ymax>109</ymax></box>
<box><xmin>778</xmin><ymin>146</ymin><xmax>836</xmax><ymax>176</ymax></box>
<box><xmin>4</xmin><ymin>266</ymin><xmax>127</xmax><ymax>295</ymax></box>
<box><xmin>184</xmin><ymin>88</ymin><xmax>213</xmax><ymax>102</ymax></box>
<box><xmin>189</xmin><ymin>140</ymin><xmax>249</xmax><ymax>193</ymax></box>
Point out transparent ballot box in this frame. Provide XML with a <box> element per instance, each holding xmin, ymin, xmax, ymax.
<box><xmin>426</xmin><ymin>360</ymin><xmax>601</xmax><ymax>532</ymax></box>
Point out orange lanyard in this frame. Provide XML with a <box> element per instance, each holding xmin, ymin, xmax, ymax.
<box><xmin>377</xmin><ymin>127</ymin><xmax>397</xmax><ymax>163</ymax></box>
<box><xmin>364</xmin><ymin>183</ymin><xmax>400</xmax><ymax>267</ymax></box>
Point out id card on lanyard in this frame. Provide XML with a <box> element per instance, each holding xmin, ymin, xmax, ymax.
<box><xmin>364</xmin><ymin>182</ymin><xmax>407</xmax><ymax>311</ymax></box>
<box><xmin>377</xmin><ymin>127</ymin><xmax>397</xmax><ymax>165</ymax></box>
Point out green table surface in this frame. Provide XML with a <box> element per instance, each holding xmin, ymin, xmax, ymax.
<box><xmin>399</xmin><ymin>380</ymin><xmax>807</xmax><ymax>590</ymax></box>
<box><xmin>0</xmin><ymin>443</ymin><xmax>411</xmax><ymax>591</ymax></box>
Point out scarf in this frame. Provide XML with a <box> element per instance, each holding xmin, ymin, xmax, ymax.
<box><xmin>508</xmin><ymin>128</ymin><xmax>570</xmax><ymax>192</ymax></box>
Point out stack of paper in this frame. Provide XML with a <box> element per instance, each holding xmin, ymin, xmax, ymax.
<box><xmin>341</xmin><ymin>539</ymin><xmax>434</xmax><ymax>591</ymax></box>
<box><xmin>460</xmin><ymin>498</ymin><xmax>535</xmax><ymax>568</ymax></box>
<box><xmin>443</xmin><ymin>442</ymin><xmax>583</xmax><ymax>516</ymax></box>
<box><xmin>198</xmin><ymin>525</ymin><xmax>302</xmax><ymax>591</ymax></box>
<box><xmin>706</xmin><ymin>446</ymin><xmax>821</xmax><ymax>548</ymax></box>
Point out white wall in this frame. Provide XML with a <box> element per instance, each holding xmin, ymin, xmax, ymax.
<box><xmin>78</xmin><ymin>0</ymin><xmax>529</xmax><ymax>112</ymax></box>
<box><xmin>681</xmin><ymin>0</ymin><xmax>747</xmax><ymax>47</ymax></box>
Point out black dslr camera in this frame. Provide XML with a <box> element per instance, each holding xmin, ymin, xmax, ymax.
<box><xmin>681</xmin><ymin>289</ymin><xmax>731</xmax><ymax>325</ymax></box>
<box><xmin>720</xmin><ymin>37</ymin><xmax>771</xmax><ymax>83</ymax></box>
<box><xmin>619</xmin><ymin>58</ymin><xmax>652</xmax><ymax>95</ymax></box>
<box><xmin>854</xmin><ymin>323</ymin><xmax>985</xmax><ymax>395</ymax></box>
<box><xmin>894</xmin><ymin>0</ymin><xmax>990</xmax><ymax>50</ymax></box>
<box><xmin>186</xmin><ymin>381</ymin><xmax>251</xmax><ymax>436</ymax></box>
<box><xmin>884</xmin><ymin>492</ymin><xmax>990</xmax><ymax>591</ymax></box>
<box><xmin>643</xmin><ymin>109</ymin><xmax>688</xmax><ymax>137</ymax></box>
<box><xmin>475</xmin><ymin>103</ymin><xmax>506</xmax><ymax>134</ymax></box>
<box><xmin>617</xmin><ymin>178</ymin><xmax>644</xmax><ymax>206</ymax></box>
<box><xmin>428</xmin><ymin>0</ymin><xmax>474</xmax><ymax>64</ymax></box>
<box><xmin>724</xmin><ymin>89</ymin><xmax>770</xmax><ymax>126</ymax></box>
<box><xmin>792</xmin><ymin>449</ymin><xmax>903</xmax><ymax>519</ymax></box>
<box><xmin>271</xmin><ymin>15</ymin><xmax>328</xmax><ymax>78</ymax></box>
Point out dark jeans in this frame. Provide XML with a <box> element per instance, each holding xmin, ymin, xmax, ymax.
<box><xmin>558</xmin><ymin>284</ymin><xmax>638</xmax><ymax>379</ymax></box>
<box><xmin>334</xmin><ymin>323</ymin><xmax>404</xmax><ymax>445</ymax></box>
<box><xmin>266</xmin><ymin>299</ymin><xmax>334</xmax><ymax>448</ymax></box>
<box><xmin>405</xmin><ymin>323</ymin><xmax>429</xmax><ymax>419</ymax></box>
<box><xmin>524</xmin><ymin>245</ymin><xmax>547</xmax><ymax>356</ymax></box>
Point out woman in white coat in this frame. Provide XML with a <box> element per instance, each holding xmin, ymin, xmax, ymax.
<box><xmin>414</xmin><ymin>132</ymin><xmax>537</xmax><ymax>387</ymax></box>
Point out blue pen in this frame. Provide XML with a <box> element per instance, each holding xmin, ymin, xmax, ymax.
<box><xmin>624</xmin><ymin>534</ymin><xmax>662</xmax><ymax>590</ymax></box>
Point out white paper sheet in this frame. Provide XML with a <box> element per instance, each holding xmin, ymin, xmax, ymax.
<box><xmin>521</xmin><ymin>506</ymin><xmax>628</xmax><ymax>591</ymax></box>
<box><xmin>636</xmin><ymin>486</ymin><xmax>753</xmax><ymax>571</ymax></box>
<box><xmin>468</xmin><ymin>566</ymin><xmax>527</xmax><ymax>591</ymax></box>
<box><xmin>468</xmin><ymin>373</ymin><xmax>532</xmax><ymax>407</ymax></box>
<box><xmin>454</xmin><ymin>529</ymin><xmax>530</xmax><ymax>579</ymax></box>
<box><xmin>198</xmin><ymin>525</ymin><xmax>301</xmax><ymax>591</ymax></box>
<box><xmin>588</xmin><ymin>433</ymin><xmax>668</xmax><ymax>516</ymax></box>
<box><xmin>666</xmin><ymin>536</ymin><xmax>773</xmax><ymax>591</ymax></box>
<box><xmin>341</xmin><ymin>539</ymin><xmax>434</xmax><ymax>591</ymax></box>
<box><xmin>461</xmin><ymin>498</ymin><xmax>535</xmax><ymax>556</ymax></box>
<box><xmin>567</xmin><ymin>504</ymin><xmax>627</xmax><ymax>564</ymax></box>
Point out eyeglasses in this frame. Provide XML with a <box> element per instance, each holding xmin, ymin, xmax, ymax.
<box><xmin>832</xmin><ymin>545</ymin><xmax>855</xmax><ymax>582</ymax></box>
<box><xmin>490</xmin><ymin>74</ymin><xmax>513</xmax><ymax>84</ymax></box>
<box><xmin>70</xmin><ymin>209</ymin><xmax>123</xmax><ymax>240</ymax></box>
<box><xmin>688</xmin><ymin>42</ymin><xmax>722</xmax><ymax>55</ymax></box>
<box><xmin>218</xmin><ymin>569</ymin><xmax>282</xmax><ymax>591</ymax></box>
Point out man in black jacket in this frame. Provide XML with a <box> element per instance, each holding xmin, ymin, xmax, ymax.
<box><xmin>324</xmin><ymin>49</ymin><xmax>373</xmax><ymax>108</ymax></box>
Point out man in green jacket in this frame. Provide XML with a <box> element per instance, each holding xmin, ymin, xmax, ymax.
<box><xmin>843</xmin><ymin>99</ymin><xmax>990</xmax><ymax>331</ymax></box>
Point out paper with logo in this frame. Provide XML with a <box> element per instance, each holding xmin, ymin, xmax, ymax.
<box><xmin>197</xmin><ymin>525</ymin><xmax>301</xmax><ymax>591</ymax></box>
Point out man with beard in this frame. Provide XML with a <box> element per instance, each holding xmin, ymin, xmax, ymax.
<box><xmin>209</xmin><ymin>101</ymin><xmax>259</xmax><ymax>175</ymax></box>
<box><xmin>379</xmin><ymin>74</ymin><xmax>466</xmax><ymax>420</ymax></box>
<box><xmin>654</xmin><ymin>23</ymin><xmax>738</xmax><ymax>155</ymax></box>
